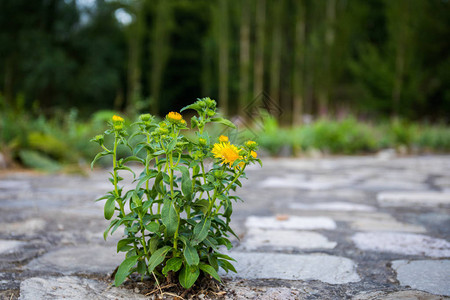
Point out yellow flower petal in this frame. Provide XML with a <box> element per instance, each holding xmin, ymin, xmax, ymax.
<box><xmin>212</xmin><ymin>142</ymin><xmax>242</xmax><ymax>167</ymax></box>
<box><xmin>219</xmin><ymin>135</ymin><xmax>229</xmax><ymax>143</ymax></box>
<box><xmin>112</xmin><ymin>115</ymin><xmax>124</xmax><ymax>122</ymax></box>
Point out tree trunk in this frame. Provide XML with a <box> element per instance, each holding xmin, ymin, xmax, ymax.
<box><xmin>218</xmin><ymin>0</ymin><xmax>229</xmax><ymax>115</ymax></box>
<box><xmin>126</xmin><ymin>2</ymin><xmax>143</xmax><ymax>114</ymax></box>
<box><xmin>320</xmin><ymin>0</ymin><xmax>336</xmax><ymax>116</ymax></box>
<box><xmin>150</xmin><ymin>0</ymin><xmax>171</xmax><ymax>116</ymax></box>
<box><xmin>269</xmin><ymin>0</ymin><xmax>283</xmax><ymax>112</ymax></box>
<box><xmin>3</xmin><ymin>55</ymin><xmax>14</xmax><ymax>110</ymax></box>
<box><xmin>292</xmin><ymin>0</ymin><xmax>305</xmax><ymax>126</ymax></box>
<box><xmin>253</xmin><ymin>0</ymin><xmax>265</xmax><ymax>100</ymax></box>
<box><xmin>239</xmin><ymin>0</ymin><xmax>251</xmax><ymax>115</ymax></box>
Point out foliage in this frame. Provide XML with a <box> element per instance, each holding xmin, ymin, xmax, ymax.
<box><xmin>0</xmin><ymin>94</ymin><xmax>114</xmax><ymax>171</ymax></box>
<box><xmin>0</xmin><ymin>0</ymin><xmax>449</xmax><ymax>121</ymax></box>
<box><xmin>91</xmin><ymin>98</ymin><xmax>261</xmax><ymax>289</ymax></box>
<box><xmin>250</xmin><ymin>116</ymin><xmax>450</xmax><ymax>156</ymax></box>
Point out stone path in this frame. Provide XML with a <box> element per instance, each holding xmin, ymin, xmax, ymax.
<box><xmin>1</xmin><ymin>155</ymin><xmax>450</xmax><ymax>299</ymax></box>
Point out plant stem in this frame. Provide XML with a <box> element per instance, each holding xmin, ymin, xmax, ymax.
<box><xmin>112</xmin><ymin>135</ymin><xmax>125</xmax><ymax>216</ymax></box>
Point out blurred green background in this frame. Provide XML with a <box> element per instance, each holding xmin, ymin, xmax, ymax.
<box><xmin>0</xmin><ymin>0</ymin><xmax>449</xmax><ymax>171</ymax></box>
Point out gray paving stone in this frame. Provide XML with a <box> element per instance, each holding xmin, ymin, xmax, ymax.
<box><xmin>289</xmin><ymin>201</ymin><xmax>375</xmax><ymax>212</ymax></box>
<box><xmin>26</xmin><ymin>245</ymin><xmax>124</xmax><ymax>275</ymax></box>
<box><xmin>242</xmin><ymin>228</ymin><xmax>337</xmax><ymax>250</ymax></box>
<box><xmin>377</xmin><ymin>192</ymin><xmax>450</xmax><ymax>207</ymax></box>
<box><xmin>0</xmin><ymin>219</ymin><xmax>46</xmax><ymax>236</ymax></box>
<box><xmin>221</xmin><ymin>252</ymin><xmax>360</xmax><ymax>284</ymax></box>
<box><xmin>0</xmin><ymin>240</ymin><xmax>26</xmax><ymax>254</ymax></box>
<box><xmin>19</xmin><ymin>276</ymin><xmax>146</xmax><ymax>300</ymax></box>
<box><xmin>223</xmin><ymin>283</ymin><xmax>302</xmax><ymax>300</ymax></box>
<box><xmin>259</xmin><ymin>176</ymin><xmax>350</xmax><ymax>190</ymax></box>
<box><xmin>352</xmin><ymin>290</ymin><xmax>445</xmax><ymax>300</ymax></box>
<box><xmin>352</xmin><ymin>232</ymin><xmax>450</xmax><ymax>257</ymax></box>
<box><xmin>358</xmin><ymin>179</ymin><xmax>428</xmax><ymax>191</ymax></box>
<box><xmin>350</xmin><ymin>217</ymin><xmax>426</xmax><ymax>233</ymax></box>
<box><xmin>392</xmin><ymin>260</ymin><xmax>450</xmax><ymax>296</ymax></box>
<box><xmin>0</xmin><ymin>180</ymin><xmax>31</xmax><ymax>189</ymax></box>
<box><xmin>245</xmin><ymin>216</ymin><xmax>337</xmax><ymax>230</ymax></box>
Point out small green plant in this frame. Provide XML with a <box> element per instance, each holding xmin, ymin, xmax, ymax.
<box><xmin>91</xmin><ymin>98</ymin><xmax>260</xmax><ymax>289</ymax></box>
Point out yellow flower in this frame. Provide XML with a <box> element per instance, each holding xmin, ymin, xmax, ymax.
<box><xmin>219</xmin><ymin>135</ymin><xmax>229</xmax><ymax>143</ymax></box>
<box><xmin>167</xmin><ymin>112</ymin><xmax>183</xmax><ymax>122</ymax></box>
<box><xmin>245</xmin><ymin>140</ymin><xmax>256</xmax><ymax>147</ymax></box>
<box><xmin>112</xmin><ymin>115</ymin><xmax>124</xmax><ymax>123</ymax></box>
<box><xmin>251</xmin><ymin>151</ymin><xmax>257</xmax><ymax>158</ymax></box>
<box><xmin>212</xmin><ymin>142</ymin><xmax>242</xmax><ymax>167</ymax></box>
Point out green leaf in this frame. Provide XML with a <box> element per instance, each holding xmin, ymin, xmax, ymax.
<box><xmin>144</xmin><ymin>222</ymin><xmax>159</xmax><ymax>233</ymax></box>
<box><xmin>179</xmin><ymin>265</ymin><xmax>200</xmax><ymax>289</ymax></box>
<box><xmin>192</xmin><ymin>218</ymin><xmax>211</xmax><ymax>245</ymax></box>
<box><xmin>91</xmin><ymin>151</ymin><xmax>111</xmax><ymax>169</ymax></box>
<box><xmin>162</xmin><ymin>257</ymin><xmax>183</xmax><ymax>276</ymax></box>
<box><xmin>183</xmin><ymin>242</ymin><xmax>199</xmax><ymax>266</ymax></box>
<box><xmin>166</xmin><ymin>139</ymin><xmax>177</xmax><ymax>153</ymax></box>
<box><xmin>148</xmin><ymin>236</ymin><xmax>159</xmax><ymax>254</ymax></box>
<box><xmin>104</xmin><ymin>197</ymin><xmax>116</xmax><ymax>220</ymax></box>
<box><xmin>208</xmin><ymin>254</ymin><xmax>218</xmax><ymax>270</ymax></box>
<box><xmin>180</xmin><ymin>102</ymin><xmax>201</xmax><ymax>113</ymax></box>
<box><xmin>179</xmin><ymin>166</ymin><xmax>193</xmax><ymax>201</ymax></box>
<box><xmin>117</xmin><ymin>238</ymin><xmax>135</xmax><ymax>253</ymax></box>
<box><xmin>193</xmin><ymin>199</ymin><xmax>209</xmax><ymax>214</ymax></box>
<box><xmin>135</xmin><ymin>171</ymin><xmax>158</xmax><ymax>191</ymax></box>
<box><xmin>218</xmin><ymin>259</ymin><xmax>237</xmax><ymax>273</ymax></box>
<box><xmin>147</xmin><ymin>246</ymin><xmax>172</xmax><ymax>273</ymax></box>
<box><xmin>203</xmin><ymin>237</ymin><xmax>219</xmax><ymax>251</ymax></box>
<box><xmin>214</xmin><ymin>253</ymin><xmax>237</xmax><ymax>262</ymax></box>
<box><xmin>114</xmin><ymin>255</ymin><xmax>139</xmax><ymax>286</ymax></box>
<box><xmin>137</xmin><ymin>260</ymin><xmax>146</xmax><ymax>275</ymax></box>
<box><xmin>122</xmin><ymin>155</ymin><xmax>145</xmax><ymax>165</ymax></box>
<box><xmin>200</xmin><ymin>183</ymin><xmax>215</xmax><ymax>192</ymax></box>
<box><xmin>199</xmin><ymin>263</ymin><xmax>221</xmax><ymax>282</ymax></box>
<box><xmin>131</xmin><ymin>191</ymin><xmax>142</xmax><ymax>207</ymax></box>
<box><xmin>154</xmin><ymin>172</ymin><xmax>164</xmax><ymax>194</ymax></box>
<box><xmin>95</xmin><ymin>194</ymin><xmax>112</xmax><ymax>202</ymax></box>
<box><xmin>211</xmin><ymin>117</ymin><xmax>236</xmax><ymax>129</ymax></box>
<box><xmin>161</xmin><ymin>197</ymin><xmax>178</xmax><ymax>236</ymax></box>
<box><xmin>223</xmin><ymin>199</ymin><xmax>232</xmax><ymax>218</ymax></box>
<box><xmin>103</xmin><ymin>219</ymin><xmax>119</xmax><ymax>240</ymax></box>
<box><xmin>115</xmin><ymin>165</ymin><xmax>136</xmax><ymax>178</ymax></box>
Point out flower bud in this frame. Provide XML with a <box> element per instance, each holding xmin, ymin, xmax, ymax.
<box><xmin>139</xmin><ymin>114</ymin><xmax>152</xmax><ymax>122</ymax></box>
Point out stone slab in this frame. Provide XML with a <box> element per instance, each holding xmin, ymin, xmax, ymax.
<box><xmin>377</xmin><ymin>192</ymin><xmax>450</xmax><ymax>207</ymax></box>
<box><xmin>26</xmin><ymin>245</ymin><xmax>124</xmax><ymax>275</ymax></box>
<box><xmin>245</xmin><ymin>216</ymin><xmax>337</xmax><ymax>230</ymax></box>
<box><xmin>0</xmin><ymin>180</ymin><xmax>31</xmax><ymax>189</ymax></box>
<box><xmin>19</xmin><ymin>276</ymin><xmax>146</xmax><ymax>300</ymax></box>
<box><xmin>0</xmin><ymin>240</ymin><xmax>26</xmax><ymax>254</ymax></box>
<box><xmin>242</xmin><ymin>228</ymin><xmax>337</xmax><ymax>250</ymax></box>
<box><xmin>289</xmin><ymin>202</ymin><xmax>375</xmax><ymax>212</ymax></box>
<box><xmin>392</xmin><ymin>260</ymin><xmax>450</xmax><ymax>296</ymax></box>
<box><xmin>352</xmin><ymin>232</ymin><xmax>450</xmax><ymax>257</ymax></box>
<box><xmin>0</xmin><ymin>219</ymin><xmax>46</xmax><ymax>236</ymax></box>
<box><xmin>259</xmin><ymin>176</ymin><xmax>350</xmax><ymax>190</ymax></box>
<box><xmin>350</xmin><ymin>218</ymin><xmax>426</xmax><ymax>233</ymax></box>
<box><xmin>358</xmin><ymin>179</ymin><xmax>428</xmax><ymax>191</ymax></box>
<box><xmin>221</xmin><ymin>252</ymin><xmax>360</xmax><ymax>284</ymax></box>
<box><xmin>352</xmin><ymin>290</ymin><xmax>445</xmax><ymax>300</ymax></box>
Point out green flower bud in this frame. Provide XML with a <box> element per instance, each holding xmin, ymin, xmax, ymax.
<box><xmin>139</xmin><ymin>114</ymin><xmax>152</xmax><ymax>122</ymax></box>
<box><xmin>91</xmin><ymin>134</ymin><xmax>104</xmax><ymax>145</ymax></box>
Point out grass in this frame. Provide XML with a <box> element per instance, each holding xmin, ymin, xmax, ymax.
<box><xmin>251</xmin><ymin>115</ymin><xmax>450</xmax><ymax>156</ymax></box>
<box><xmin>1</xmin><ymin>103</ymin><xmax>450</xmax><ymax>171</ymax></box>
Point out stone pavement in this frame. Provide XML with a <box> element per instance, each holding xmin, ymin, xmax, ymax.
<box><xmin>0</xmin><ymin>155</ymin><xmax>450</xmax><ymax>299</ymax></box>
